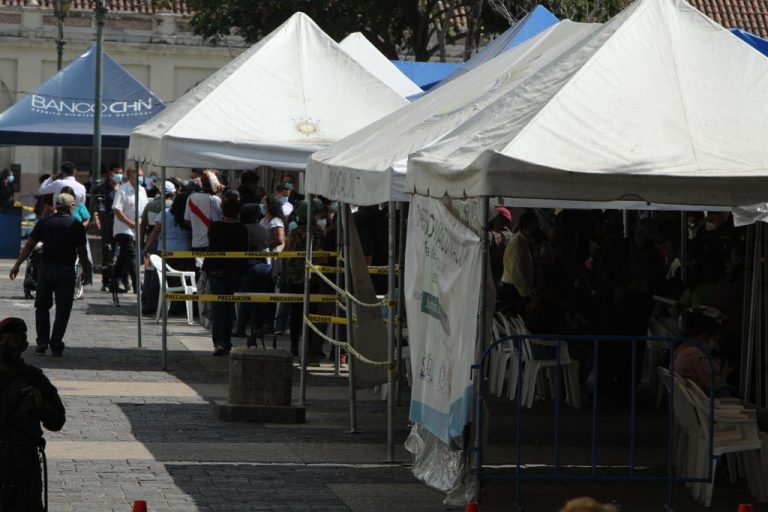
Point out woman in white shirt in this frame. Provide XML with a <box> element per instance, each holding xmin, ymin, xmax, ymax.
<box><xmin>260</xmin><ymin>195</ymin><xmax>287</xmax><ymax>334</ymax></box>
<box><xmin>259</xmin><ymin>195</ymin><xmax>285</xmax><ymax>251</ymax></box>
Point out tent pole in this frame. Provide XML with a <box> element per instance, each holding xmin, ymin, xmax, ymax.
<box><xmin>299</xmin><ymin>193</ymin><xmax>313</xmax><ymax>406</ymax></box>
<box><xmin>135</xmin><ymin>161</ymin><xmax>142</xmax><ymax>349</ymax></box>
<box><xmin>334</xmin><ymin>209</ymin><xmax>342</xmax><ymax>377</ymax></box>
<box><xmin>478</xmin><ymin>198</ymin><xmax>490</xmax><ymax>349</ymax></box>
<box><xmin>160</xmin><ymin>166</ymin><xmax>168</xmax><ymax>371</ymax></box>
<box><xmin>472</xmin><ymin>197</ymin><xmax>490</xmax><ymax>480</ymax></box>
<box><xmin>395</xmin><ymin>202</ymin><xmax>406</xmax><ymax>406</ymax></box>
<box><xmin>679</xmin><ymin>212</ymin><xmax>687</xmax><ymax>283</ymax></box>
<box><xmin>387</xmin><ymin>201</ymin><xmax>396</xmax><ymax>462</ymax></box>
<box><xmin>91</xmin><ymin>0</ymin><xmax>106</xmax><ymax>197</ymax></box>
<box><xmin>760</xmin><ymin>224</ymin><xmax>767</xmax><ymax>406</ymax></box>
<box><xmin>622</xmin><ymin>210</ymin><xmax>630</xmax><ymax>238</ymax></box>
<box><xmin>342</xmin><ymin>204</ymin><xmax>358</xmax><ymax>433</ymax></box>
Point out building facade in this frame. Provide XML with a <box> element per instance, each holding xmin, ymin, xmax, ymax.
<box><xmin>0</xmin><ymin>0</ymin><xmax>246</xmax><ymax>199</ymax></box>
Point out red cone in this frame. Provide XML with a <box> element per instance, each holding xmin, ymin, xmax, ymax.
<box><xmin>738</xmin><ymin>505</ymin><xmax>753</xmax><ymax>512</ymax></box>
<box><xmin>465</xmin><ymin>501</ymin><xmax>480</xmax><ymax>512</ymax></box>
<box><xmin>132</xmin><ymin>501</ymin><xmax>148</xmax><ymax>512</ymax></box>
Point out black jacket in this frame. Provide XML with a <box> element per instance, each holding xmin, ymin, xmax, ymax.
<box><xmin>0</xmin><ymin>360</ymin><xmax>65</xmax><ymax>511</ymax></box>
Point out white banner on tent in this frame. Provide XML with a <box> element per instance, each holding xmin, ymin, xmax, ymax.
<box><xmin>405</xmin><ymin>195</ymin><xmax>482</xmax><ymax>443</ymax></box>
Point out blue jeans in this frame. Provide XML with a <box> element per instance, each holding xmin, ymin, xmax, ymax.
<box><xmin>236</xmin><ymin>263</ymin><xmax>273</xmax><ymax>333</ymax></box>
<box><xmin>35</xmin><ymin>265</ymin><xmax>76</xmax><ymax>353</ymax></box>
<box><xmin>208</xmin><ymin>271</ymin><xmax>243</xmax><ymax>349</ymax></box>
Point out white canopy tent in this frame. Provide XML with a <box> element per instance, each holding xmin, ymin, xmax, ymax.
<box><xmin>125</xmin><ymin>12</ymin><xmax>411</xmax><ymax>460</ymax></box>
<box><xmin>339</xmin><ymin>33</ymin><xmax>422</xmax><ymax>98</ymax></box>
<box><xmin>398</xmin><ymin>0</ymin><xmax>768</xmax><ymax>495</ymax></box>
<box><xmin>127</xmin><ymin>12</ymin><xmax>408</xmax><ymax>170</ymax></box>
<box><xmin>406</xmin><ymin>0</ymin><xmax>768</xmax><ymax>207</ymax></box>
<box><xmin>306</xmin><ymin>21</ymin><xmax>600</xmax><ymax>205</ymax></box>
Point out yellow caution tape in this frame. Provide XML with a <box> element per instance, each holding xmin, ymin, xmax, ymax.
<box><xmin>13</xmin><ymin>202</ymin><xmax>35</xmax><ymax>212</ymax></box>
<box><xmin>164</xmin><ymin>293</ymin><xmax>337</xmax><ymax>303</ymax></box>
<box><xmin>311</xmin><ymin>265</ymin><xmax>399</xmax><ymax>275</ymax></box>
<box><xmin>161</xmin><ymin>250</ymin><xmax>338</xmax><ymax>259</ymax></box>
<box><xmin>306</xmin><ymin>314</ymin><xmax>349</xmax><ymax>325</ymax></box>
<box><xmin>305</xmin><ymin>313</ymin><xmax>399</xmax><ymax>327</ymax></box>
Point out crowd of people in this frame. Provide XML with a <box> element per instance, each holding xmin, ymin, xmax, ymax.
<box><xmin>490</xmin><ymin>205</ymin><xmax>748</xmax><ymax>403</ymax></box>
<box><xmin>13</xmin><ymin>160</ymin><xmax>757</xmax><ymax>402</ymax></box>
<box><xmin>9</xmin><ymin>161</ymin><xmax>396</xmax><ymax>363</ymax></box>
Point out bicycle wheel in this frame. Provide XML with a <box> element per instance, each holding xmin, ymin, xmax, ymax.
<box><xmin>74</xmin><ymin>258</ymin><xmax>84</xmax><ymax>300</ymax></box>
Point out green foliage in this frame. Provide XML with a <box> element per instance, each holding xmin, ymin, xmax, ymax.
<box><xmin>188</xmin><ymin>0</ymin><xmax>491</xmax><ymax>60</ymax></box>
<box><xmin>185</xmin><ymin>0</ymin><xmax>630</xmax><ymax>61</ymax></box>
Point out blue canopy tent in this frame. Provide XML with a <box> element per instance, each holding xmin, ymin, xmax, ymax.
<box><xmin>445</xmin><ymin>5</ymin><xmax>558</xmax><ymax>82</ymax></box>
<box><xmin>732</xmin><ymin>28</ymin><xmax>768</xmax><ymax>57</ymax></box>
<box><xmin>390</xmin><ymin>60</ymin><xmax>461</xmax><ymax>91</ymax></box>
<box><xmin>403</xmin><ymin>5</ymin><xmax>559</xmax><ymax>98</ymax></box>
<box><xmin>0</xmin><ymin>45</ymin><xmax>165</xmax><ymax>148</ymax></box>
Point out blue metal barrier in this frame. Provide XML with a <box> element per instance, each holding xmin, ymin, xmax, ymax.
<box><xmin>470</xmin><ymin>334</ymin><xmax>718</xmax><ymax>511</ymax></box>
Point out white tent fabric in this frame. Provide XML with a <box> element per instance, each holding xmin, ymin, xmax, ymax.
<box><xmin>339</xmin><ymin>33</ymin><xmax>422</xmax><ymax>98</ymax></box>
<box><xmin>306</xmin><ymin>21</ymin><xmax>599</xmax><ymax>205</ymax></box>
<box><xmin>127</xmin><ymin>13</ymin><xmax>408</xmax><ymax>170</ymax></box>
<box><xmin>406</xmin><ymin>0</ymin><xmax>768</xmax><ymax>208</ymax></box>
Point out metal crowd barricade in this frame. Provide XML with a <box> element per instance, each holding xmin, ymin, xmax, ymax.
<box><xmin>470</xmin><ymin>334</ymin><xmax>718</xmax><ymax>511</ymax></box>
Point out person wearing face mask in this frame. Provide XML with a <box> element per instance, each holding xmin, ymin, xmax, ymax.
<box><xmin>0</xmin><ymin>168</ymin><xmax>15</xmax><ymax>208</ymax></box>
<box><xmin>92</xmin><ymin>165</ymin><xmax>122</xmax><ymax>291</ymax></box>
<box><xmin>0</xmin><ymin>317</ymin><xmax>66</xmax><ymax>512</ymax></box>
<box><xmin>281</xmin><ymin>174</ymin><xmax>303</xmax><ymax>206</ymax></box>
<box><xmin>675</xmin><ymin>306</ymin><xmax>768</xmax><ymax>431</ymax></box>
<box><xmin>274</xmin><ymin>183</ymin><xmax>294</xmax><ymax>218</ymax></box>
<box><xmin>110</xmin><ymin>166</ymin><xmax>148</xmax><ymax>295</ymax></box>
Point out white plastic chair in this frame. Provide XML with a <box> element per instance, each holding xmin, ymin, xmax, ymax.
<box><xmin>149</xmin><ymin>254</ymin><xmax>197</xmax><ymax>325</ymax></box>
<box><xmin>505</xmin><ymin>315</ymin><xmax>580</xmax><ymax>409</ymax></box>
<box><xmin>487</xmin><ymin>314</ymin><xmax>521</xmax><ymax>400</ymax></box>
<box><xmin>681</xmin><ymin>379</ymin><xmax>763</xmax><ymax>506</ymax></box>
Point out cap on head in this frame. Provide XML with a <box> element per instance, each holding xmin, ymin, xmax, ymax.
<box><xmin>495</xmin><ymin>206</ymin><xmax>512</xmax><ymax>222</ymax></box>
<box><xmin>163</xmin><ymin>181</ymin><xmax>176</xmax><ymax>196</ymax></box>
<box><xmin>0</xmin><ymin>317</ymin><xmax>27</xmax><ymax>336</ymax></box>
<box><xmin>55</xmin><ymin>193</ymin><xmax>75</xmax><ymax>209</ymax></box>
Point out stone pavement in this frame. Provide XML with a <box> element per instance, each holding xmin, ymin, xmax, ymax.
<box><xmin>0</xmin><ymin>259</ymin><xmax>765</xmax><ymax>512</ymax></box>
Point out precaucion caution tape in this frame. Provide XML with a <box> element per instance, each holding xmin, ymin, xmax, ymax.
<box><xmin>311</xmin><ymin>265</ymin><xmax>399</xmax><ymax>275</ymax></box>
<box><xmin>306</xmin><ymin>314</ymin><xmax>349</xmax><ymax>325</ymax></box>
<box><xmin>161</xmin><ymin>251</ymin><xmax>337</xmax><ymax>259</ymax></box>
<box><xmin>163</xmin><ymin>293</ymin><xmax>337</xmax><ymax>303</ymax></box>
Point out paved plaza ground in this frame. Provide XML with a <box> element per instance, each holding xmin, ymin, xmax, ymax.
<box><xmin>0</xmin><ymin>259</ymin><xmax>765</xmax><ymax>511</ymax></box>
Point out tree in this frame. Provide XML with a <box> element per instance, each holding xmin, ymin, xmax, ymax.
<box><xmin>487</xmin><ymin>0</ymin><xmax>631</xmax><ymax>24</ymax></box>
<box><xmin>187</xmin><ymin>0</ymin><xmax>506</xmax><ymax>62</ymax></box>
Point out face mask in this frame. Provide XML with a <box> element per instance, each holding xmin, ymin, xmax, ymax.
<box><xmin>288</xmin><ymin>221</ymin><xmax>298</xmax><ymax>232</ymax></box>
<box><xmin>258</xmin><ymin>203</ymin><xmax>267</xmax><ymax>216</ymax></box>
<box><xmin>316</xmin><ymin>218</ymin><xmax>328</xmax><ymax>231</ymax></box>
<box><xmin>138</xmin><ymin>176</ymin><xmax>145</xmax><ymax>186</ymax></box>
<box><xmin>6</xmin><ymin>175</ymin><xmax>13</xmax><ymax>183</ymax></box>
<box><xmin>704</xmin><ymin>222</ymin><xmax>716</xmax><ymax>232</ymax></box>
<box><xmin>0</xmin><ymin>344</ymin><xmax>24</xmax><ymax>365</ymax></box>
<box><xmin>283</xmin><ymin>182</ymin><xmax>294</xmax><ymax>191</ymax></box>
<box><xmin>279</xmin><ymin>196</ymin><xmax>289</xmax><ymax>205</ymax></box>
<box><xmin>330</xmin><ymin>202</ymin><xmax>339</xmax><ymax>211</ymax></box>
<box><xmin>114</xmin><ymin>174</ymin><xmax>123</xmax><ymax>183</ymax></box>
